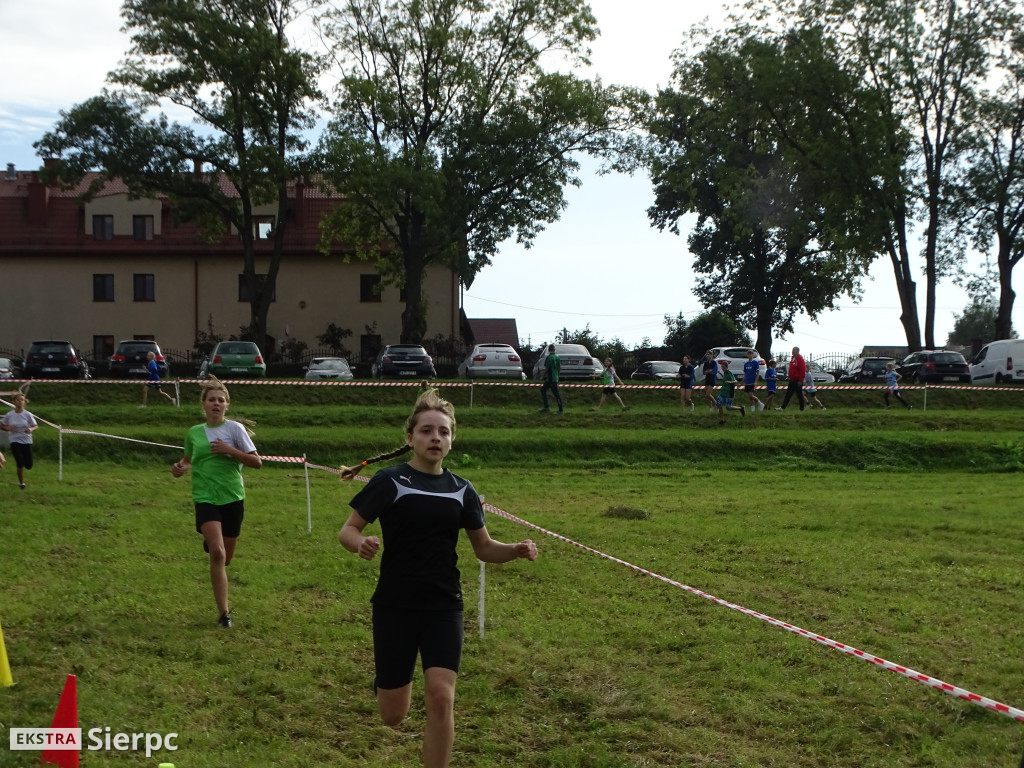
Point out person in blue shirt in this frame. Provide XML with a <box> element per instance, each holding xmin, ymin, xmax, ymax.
<box><xmin>883</xmin><ymin>362</ymin><xmax>912</xmax><ymax>410</ymax></box>
<box><xmin>742</xmin><ymin>349</ymin><xmax>764</xmax><ymax>412</ymax></box>
<box><xmin>804</xmin><ymin>372</ymin><xmax>827</xmax><ymax>409</ymax></box>
<box><xmin>678</xmin><ymin>355</ymin><xmax>695</xmax><ymax>411</ymax></box>
<box><xmin>141</xmin><ymin>351</ymin><xmax>176</xmax><ymax>407</ymax></box>
<box><xmin>764</xmin><ymin>359</ymin><xmax>779</xmax><ymax>411</ymax></box>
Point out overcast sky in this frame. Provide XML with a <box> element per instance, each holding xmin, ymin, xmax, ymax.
<box><xmin>2</xmin><ymin>0</ymin><xmax>1014</xmax><ymax>357</ymax></box>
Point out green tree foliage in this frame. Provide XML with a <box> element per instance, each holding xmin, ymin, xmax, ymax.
<box><xmin>648</xmin><ymin>25</ymin><xmax>885</xmax><ymax>359</ymax></box>
<box><xmin>946</xmin><ymin>298</ymin><xmax>1016</xmax><ymax>346</ymax></box>
<box><xmin>316</xmin><ymin>0</ymin><xmax>647</xmax><ymax>343</ymax></box>
<box><xmin>683</xmin><ymin>311</ymin><xmax>753</xmax><ymax>360</ymax></box>
<box><xmin>787</xmin><ymin>0</ymin><xmax>1018</xmax><ymax>349</ymax></box>
<box><xmin>35</xmin><ymin>0</ymin><xmax>322</xmax><ymax>348</ymax></box>
<box><xmin>957</xmin><ymin>25</ymin><xmax>1024</xmax><ymax>340</ymax></box>
<box><xmin>317</xmin><ymin>322</ymin><xmax>355</xmax><ymax>357</ymax></box>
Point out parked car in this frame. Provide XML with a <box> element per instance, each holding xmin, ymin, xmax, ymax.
<box><xmin>205</xmin><ymin>341</ymin><xmax>267</xmax><ymax>379</ymax></box>
<box><xmin>371</xmin><ymin>344</ymin><xmax>436</xmax><ymax>379</ymax></box>
<box><xmin>777</xmin><ymin>358</ymin><xmax>835</xmax><ymax>384</ymax></box>
<box><xmin>968</xmin><ymin>339</ymin><xmax>1024</xmax><ymax>384</ymax></box>
<box><xmin>531</xmin><ymin>344</ymin><xmax>604</xmax><ymax>380</ymax></box>
<box><xmin>897</xmin><ymin>349</ymin><xmax>971</xmax><ymax>384</ymax></box>
<box><xmin>0</xmin><ymin>357</ymin><xmax>13</xmax><ymax>379</ymax></box>
<box><xmin>21</xmin><ymin>340</ymin><xmax>90</xmax><ymax>379</ymax></box>
<box><xmin>706</xmin><ymin>346</ymin><xmax>767</xmax><ymax>381</ymax></box>
<box><xmin>305</xmin><ymin>357</ymin><xmax>355</xmax><ymax>381</ymax></box>
<box><xmin>457</xmin><ymin>343</ymin><xmax>525</xmax><ymax>379</ymax></box>
<box><xmin>108</xmin><ymin>340</ymin><xmax>168</xmax><ymax>378</ymax></box>
<box><xmin>839</xmin><ymin>357</ymin><xmax>895</xmax><ymax>384</ymax></box>
<box><xmin>631</xmin><ymin>360</ymin><xmax>682</xmax><ymax>380</ymax></box>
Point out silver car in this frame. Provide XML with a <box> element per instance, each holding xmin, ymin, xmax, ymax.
<box><xmin>0</xmin><ymin>357</ymin><xmax>13</xmax><ymax>379</ymax></box>
<box><xmin>458</xmin><ymin>344</ymin><xmax>525</xmax><ymax>379</ymax></box>
<box><xmin>532</xmin><ymin>344</ymin><xmax>604</xmax><ymax>380</ymax></box>
<box><xmin>305</xmin><ymin>357</ymin><xmax>355</xmax><ymax>381</ymax></box>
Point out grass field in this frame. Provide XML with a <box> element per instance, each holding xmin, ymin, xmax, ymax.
<box><xmin>2</xmin><ymin>380</ymin><xmax>1024</xmax><ymax>767</ymax></box>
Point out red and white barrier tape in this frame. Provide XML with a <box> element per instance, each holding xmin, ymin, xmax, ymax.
<box><xmin>59</xmin><ymin>428</ymin><xmax>182</xmax><ymax>451</ymax></box>
<box><xmin>480</xmin><ymin>500</ymin><xmax>1024</xmax><ymax>723</ymax></box>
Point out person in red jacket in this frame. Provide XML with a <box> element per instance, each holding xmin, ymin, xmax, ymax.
<box><xmin>779</xmin><ymin>346</ymin><xmax>807</xmax><ymax>411</ymax></box>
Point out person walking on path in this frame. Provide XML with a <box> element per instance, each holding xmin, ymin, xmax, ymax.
<box><xmin>171</xmin><ymin>378</ymin><xmax>261</xmax><ymax>628</ymax></box>
<box><xmin>701</xmin><ymin>350</ymin><xmax>719</xmax><ymax>410</ymax></box>
<box><xmin>141</xmin><ymin>350</ymin><xmax>176</xmax><ymax>407</ymax></box>
<box><xmin>763</xmin><ymin>360</ymin><xmax>779</xmax><ymax>411</ymax></box>
<box><xmin>804</xmin><ymin>372</ymin><xmax>826</xmax><ymax>409</ymax></box>
<box><xmin>679</xmin><ymin>356</ymin><xmax>695</xmax><ymax>411</ymax></box>
<box><xmin>742</xmin><ymin>349</ymin><xmax>764</xmax><ymax>412</ymax></box>
<box><xmin>1</xmin><ymin>391</ymin><xmax>38</xmax><ymax>489</ymax></box>
<box><xmin>596</xmin><ymin>358</ymin><xmax>626</xmax><ymax>410</ymax></box>
<box><xmin>883</xmin><ymin>362</ymin><xmax>913</xmax><ymax>410</ymax></box>
<box><xmin>780</xmin><ymin>346</ymin><xmax>807</xmax><ymax>411</ymax></box>
<box><xmin>539</xmin><ymin>344</ymin><xmax>563</xmax><ymax>414</ymax></box>
<box><xmin>338</xmin><ymin>388</ymin><xmax>538</xmax><ymax>768</ymax></box>
<box><xmin>715</xmin><ymin>360</ymin><xmax>746</xmax><ymax>423</ymax></box>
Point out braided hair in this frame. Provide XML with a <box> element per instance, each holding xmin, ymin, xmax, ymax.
<box><xmin>339</xmin><ymin>388</ymin><xmax>455</xmax><ymax>481</ymax></box>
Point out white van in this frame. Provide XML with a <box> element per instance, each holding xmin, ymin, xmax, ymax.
<box><xmin>968</xmin><ymin>339</ymin><xmax>1024</xmax><ymax>384</ymax></box>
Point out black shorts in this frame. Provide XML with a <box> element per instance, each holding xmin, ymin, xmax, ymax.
<box><xmin>704</xmin><ymin>375</ymin><xmax>716</xmax><ymax>387</ymax></box>
<box><xmin>372</xmin><ymin>605</ymin><xmax>464</xmax><ymax>689</ymax></box>
<box><xmin>602</xmin><ymin>386</ymin><xmax>616</xmax><ymax>394</ymax></box>
<box><xmin>146</xmin><ymin>381</ymin><xmax>162</xmax><ymax>390</ymax></box>
<box><xmin>195</xmin><ymin>500</ymin><xmax>245</xmax><ymax>537</ymax></box>
<box><xmin>744</xmin><ymin>384</ymin><xmax>756</xmax><ymax>393</ymax></box>
<box><xmin>10</xmin><ymin>442</ymin><xmax>33</xmax><ymax>470</ymax></box>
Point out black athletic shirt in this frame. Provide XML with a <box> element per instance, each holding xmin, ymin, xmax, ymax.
<box><xmin>349</xmin><ymin>463</ymin><xmax>486</xmax><ymax>610</ymax></box>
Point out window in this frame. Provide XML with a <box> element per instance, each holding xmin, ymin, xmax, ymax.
<box><xmin>93</xmin><ymin>215</ymin><xmax>114</xmax><ymax>241</ymax></box>
<box><xmin>93</xmin><ymin>274</ymin><xmax>114</xmax><ymax>302</ymax></box>
<box><xmin>237</xmin><ymin>274</ymin><xmax>276</xmax><ymax>302</ymax></box>
<box><xmin>360</xmin><ymin>274</ymin><xmax>382</xmax><ymax>303</ymax></box>
<box><xmin>253</xmin><ymin>215</ymin><xmax>275</xmax><ymax>239</ymax></box>
<box><xmin>93</xmin><ymin>335</ymin><xmax>114</xmax><ymax>361</ymax></box>
<box><xmin>133</xmin><ymin>273</ymin><xmax>155</xmax><ymax>302</ymax></box>
<box><xmin>361</xmin><ymin>334</ymin><xmax>382</xmax><ymax>364</ymax></box>
<box><xmin>133</xmin><ymin>215</ymin><xmax>154</xmax><ymax>241</ymax></box>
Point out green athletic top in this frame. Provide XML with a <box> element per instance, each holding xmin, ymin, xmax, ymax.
<box><xmin>720</xmin><ymin>370</ymin><xmax>737</xmax><ymax>398</ymax></box>
<box><xmin>184</xmin><ymin>421</ymin><xmax>257</xmax><ymax>505</ymax></box>
<box><xmin>545</xmin><ymin>353</ymin><xmax>561</xmax><ymax>383</ymax></box>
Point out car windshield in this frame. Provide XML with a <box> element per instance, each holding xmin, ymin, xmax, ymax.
<box><xmin>864</xmin><ymin>359</ymin><xmax>890</xmax><ymax>371</ymax></box>
<box><xmin>652</xmin><ymin>362</ymin><xmax>679</xmax><ymax>373</ymax></box>
<box><xmin>34</xmin><ymin>344</ymin><xmax>71</xmax><ymax>354</ymax></box>
<box><xmin>314</xmin><ymin>359</ymin><xmax>348</xmax><ymax>369</ymax></box>
<box><xmin>388</xmin><ymin>346</ymin><xmax>427</xmax><ymax>355</ymax></box>
<box><xmin>931</xmin><ymin>352</ymin><xmax>965</xmax><ymax>363</ymax></box>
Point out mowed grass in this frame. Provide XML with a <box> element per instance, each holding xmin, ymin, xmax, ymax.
<box><xmin>2</xmin><ymin>381</ymin><xmax>1024</xmax><ymax>767</ymax></box>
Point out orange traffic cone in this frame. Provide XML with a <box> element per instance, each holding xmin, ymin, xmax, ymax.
<box><xmin>0</xmin><ymin>619</ymin><xmax>12</xmax><ymax>686</ymax></box>
<box><xmin>39</xmin><ymin>674</ymin><xmax>79</xmax><ymax>768</ymax></box>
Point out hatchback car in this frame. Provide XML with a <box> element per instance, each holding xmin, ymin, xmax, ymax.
<box><xmin>108</xmin><ymin>340</ymin><xmax>168</xmax><ymax>378</ymax></box>
<box><xmin>206</xmin><ymin>341</ymin><xmax>267</xmax><ymax>379</ymax></box>
<box><xmin>839</xmin><ymin>357</ymin><xmax>894</xmax><ymax>384</ymax></box>
<box><xmin>532</xmin><ymin>344</ymin><xmax>604</xmax><ymax>380</ymax></box>
<box><xmin>707</xmin><ymin>346</ymin><xmax>767</xmax><ymax>381</ymax></box>
<box><xmin>371</xmin><ymin>344</ymin><xmax>436</xmax><ymax>379</ymax></box>
<box><xmin>897</xmin><ymin>350</ymin><xmax>971</xmax><ymax>384</ymax></box>
<box><xmin>630</xmin><ymin>361</ymin><xmax>683</xmax><ymax>380</ymax></box>
<box><xmin>0</xmin><ymin>357</ymin><xmax>13</xmax><ymax>380</ymax></box>
<box><xmin>22</xmin><ymin>340</ymin><xmax>90</xmax><ymax>379</ymax></box>
<box><xmin>458</xmin><ymin>344</ymin><xmax>525</xmax><ymax>379</ymax></box>
<box><xmin>305</xmin><ymin>357</ymin><xmax>355</xmax><ymax>381</ymax></box>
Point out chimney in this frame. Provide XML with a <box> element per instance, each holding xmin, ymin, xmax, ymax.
<box><xmin>27</xmin><ymin>171</ymin><xmax>49</xmax><ymax>227</ymax></box>
<box><xmin>5</xmin><ymin>163</ymin><xmax>14</xmax><ymax>180</ymax></box>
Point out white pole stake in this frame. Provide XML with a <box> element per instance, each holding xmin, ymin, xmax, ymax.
<box><xmin>478</xmin><ymin>494</ymin><xmax>485</xmax><ymax>637</ymax></box>
<box><xmin>58</xmin><ymin>426</ymin><xmax>63</xmax><ymax>481</ymax></box>
<box><xmin>304</xmin><ymin>455</ymin><xmax>312</xmax><ymax>533</ymax></box>
<box><xmin>174</xmin><ymin>380</ymin><xmax>181</xmax><ymax>407</ymax></box>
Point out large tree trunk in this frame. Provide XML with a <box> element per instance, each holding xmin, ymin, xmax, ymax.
<box><xmin>887</xmin><ymin>213</ymin><xmax>923</xmax><ymax>352</ymax></box>
<box><xmin>996</xmin><ymin>237</ymin><xmax>1019</xmax><ymax>340</ymax></box>
<box><xmin>400</xmin><ymin>246</ymin><xmax>428</xmax><ymax>344</ymax></box>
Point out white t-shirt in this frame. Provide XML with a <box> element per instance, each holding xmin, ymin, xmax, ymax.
<box><xmin>2</xmin><ymin>409</ymin><xmax>37</xmax><ymax>445</ymax></box>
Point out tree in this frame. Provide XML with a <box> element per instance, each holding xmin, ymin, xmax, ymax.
<box><xmin>35</xmin><ymin>0</ymin><xmax>322</xmax><ymax>347</ymax></box>
<box><xmin>946</xmin><ymin>297</ymin><xmax>1015</xmax><ymax>345</ymax></box>
<box><xmin>648</xmin><ymin>25</ymin><xmax>885</xmax><ymax>359</ymax></box>
<box><xmin>958</xmin><ymin>25</ymin><xmax>1024</xmax><ymax>340</ymax></box>
<box><xmin>790</xmin><ymin>0</ymin><xmax>1018</xmax><ymax>349</ymax></box>
<box><xmin>316</xmin><ymin>0</ymin><xmax>645</xmax><ymax>343</ymax></box>
<box><xmin>683</xmin><ymin>311</ymin><xmax>753</xmax><ymax>360</ymax></box>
